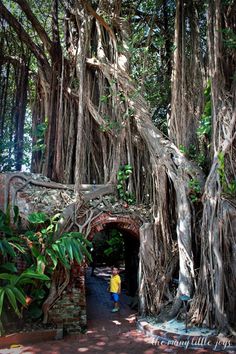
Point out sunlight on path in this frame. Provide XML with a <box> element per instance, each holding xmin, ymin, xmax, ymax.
<box><xmin>0</xmin><ymin>268</ymin><xmax>231</xmax><ymax>354</ymax></box>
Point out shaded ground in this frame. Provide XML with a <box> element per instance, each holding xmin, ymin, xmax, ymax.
<box><xmin>0</xmin><ymin>267</ymin><xmax>232</xmax><ymax>354</ymax></box>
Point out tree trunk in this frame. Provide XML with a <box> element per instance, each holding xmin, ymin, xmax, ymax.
<box><xmin>169</xmin><ymin>0</ymin><xmax>204</xmax><ymax>149</ymax></box>
<box><xmin>190</xmin><ymin>0</ymin><xmax>236</xmax><ymax>332</ymax></box>
<box><xmin>14</xmin><ymin>60</ymin><xmax>29</xmax><ymax>170</ymax></box>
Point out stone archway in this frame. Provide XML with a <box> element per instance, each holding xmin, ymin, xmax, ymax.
<box><xmin>88</xmin><ymin>212</ymin><xmax>141</xmax><ymax>241</ymax></box>
<box><xmin>88</xmin><ymin>212</ymin><xmax>142</xmax><ymax>297</ymax></box>
<box><xmin>47</xmin><ymin>211</ymin><xmax>143</xmax><ymax>332</ymax></box>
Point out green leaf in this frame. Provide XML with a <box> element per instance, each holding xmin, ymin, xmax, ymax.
<box><xmin>100</xmin><ymin>95</ymin><xmax>108</xmax><ymax>102</ymax></box>
<box><xmin>80</xmin><ymin>236</ymin><xmax>92</xmax><ymax>248</ymax></box>
<box><xmin>46</xmin><ymin>249</ymin><xmax>58</xmax><ymax>269</ymax></box>
<box><xmin>16</xmin><ymin>278</ymin><xmax>35</xmax><ymax>286</ymax></box>
<box><xmin>0</xmin><ymin>273</ymin><xmax>14</xmax><ymax>280</ymax></box>
<box><xmin>8</xmin><ymin>242</ymin><xmax>25</xmax><ymax>254</ymax></box>
<box><xmin>79</xmin><ymin>242</ymin><xmax>92</xmax><ymax>262</ymax></box>
<box><xmin>0</xmin><ymin>240</ymin><xmax>16</xmax><ymax>258</ymax></box>
<box><xmin>58</xmin><ymin>243</ymin><xmax>66</xmax><ymax>261</ymax></box>
<box><xmin>28</xmin><ymin>212</ymin><xmax>48</xmax><ymax>224</ymax></box>
<box><xmin>5</xmin><ymin>287</ymin><xmax>20</xmax><ymax>317</ymax></box>
<box><xmin>31</xmin><ymin>245</ymin><xmax>40</xmax><ymax>258</ymax></box>
<box><xmin>63</xmin><ymin>237</ymin><xmax>73</xmax><ymax>261</ymax></box>
<box><xmin>0</xmin><ymin>288</ymin><xmax>4</xmax><ymax>317</ymax></box>
<box><xmin>11</xmin><ymin>287</ymin><xmax>26</xmax><ymax>306</ymax></box>
<box><xmin>0</xmin><ymin>225</ymin><xmax>13</xmax><ymax>236</ymax></box>
<box><xmin>36</xmin><ymin>255</ymin><xmax>46</xmax><ymax>273</ymax></box>
<box><xmin>45</xmin><ymin>224</ymin><xmax>54</xmax><ymax>233</ymax></box>
<box><xmin>71</xmin><ymin>239</ymin><xmax>82</xmax><ymax>265</ymax></box>
<box><xmin>24</xmin><ymin>230</ymin><xmax>35</xmax><ymax>238</ymax></box>
<box><xmin>0</xmin><ymin>262</ymin><xmax>17</xmax><ymax>273</ymax></box>
<box><xmin>51</xmin><ymin>213</ymin><xmax>62</xmax><ymax>222</ymax></box>
<box><xmin>52</xmin><ymin>243</ymin><xmax>69</xmax><ymax>268</ymax></box>
<box><xmin>13</xmin><ymin>206</ymin><xmax>19</xmax><ymax>224</ymax></box>
<box><xmin>19</xmin><ymin>270</ymin><xmax>50</xmax><ymax>282</ymax></box>
<box><xmin>104</xmin><ymin>248</ymin><xmax>113</xmax><ymax>256</ymax></box>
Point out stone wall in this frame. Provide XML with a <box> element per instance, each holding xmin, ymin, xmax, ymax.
<box><xmin>48</xmin><ymin>264</ymin><xmax>87</xmax><ymax>333</ymax></box>
<box><xmin>0</xmin><ymin>172</ymin><xmax>75</xmax><ymax>221</ymax></box>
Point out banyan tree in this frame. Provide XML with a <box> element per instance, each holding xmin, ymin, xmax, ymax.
<box><xmin>0</xmin><ymin>0</ymin><xmax>235</xmax><ymax>334</ymax></box>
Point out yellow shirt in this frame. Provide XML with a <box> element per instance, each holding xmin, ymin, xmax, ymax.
<box><xmin>110</xmin><ymin>274</ymin><xmax>121</xmax><ymax>293</ymax></box>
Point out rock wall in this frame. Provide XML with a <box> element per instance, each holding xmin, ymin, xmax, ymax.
<box><xmin>0</xmin><ymin>172</ymin><xmax>75</xmax><ymax>221</ymax></box>
<box><xmin>48</xmin><ymin>264</ymin><xmax>87</xmax><ymax>333</ymax></box>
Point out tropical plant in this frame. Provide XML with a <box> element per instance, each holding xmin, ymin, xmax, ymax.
<box><xmin>0</xmin><ymin>269</ymin><xmax>49</xmax><ymax>335</ymax></box>
<box><xmin>0</xmin><ymin>207</ymin><xmax>25</xmax><ymax>259</ymax></box>
<box><xmin>0</xmin><ymin>208</ymin><xmax>92</xmax><ymax>334</ymax></box>
<box><xmin>217</xmin><ymin>151</ymin><xmax>236</xmax><ymax>196</ymax></box>
<box><xmin>188</xmin><ymin>178</ymin><xmax>202</xmax><ymax>203</ymax></box>
<box><xmin>104</xmin><ymin>229</ymin><xmax>124</xmax><ymax>265</ymax></box>
<box><xmin>197</xmin><ymin>82</ymin><xmax>212</xmax><ymax>139</ymax></box>
<box><xmin>117</xmin><ymin>165</ymin><xmax>135</xmax><ymax>204</ymax></box>
<box><xmin>25</xmin><ymin>212</ymin><xmax>92</xmax><ymax>274</ymax></box>
<box><xmin>0</xmin><ymin>207</ymin><xmax>50</xmax><ymax>334</ymax></box>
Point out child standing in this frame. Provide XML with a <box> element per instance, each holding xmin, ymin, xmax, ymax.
<box><xmin>109</xmin><ymin>266</ymin><xmax>121</xmax><ymax>312</ymax></box>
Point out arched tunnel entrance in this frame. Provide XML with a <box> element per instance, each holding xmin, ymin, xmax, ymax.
<box><xmin>46</xmin><ymin>212</ymin><xmax>142</xmax><ymax>332</ymax></box>
<box><xmin>90</xmin><ymin>225</ymin><xmax>140</xmax><ymax>297</ymax></box>
<box><xmin>86</xmin><ymin>213</ymin><xmax>141</xmax><ymax>315</ymax></box>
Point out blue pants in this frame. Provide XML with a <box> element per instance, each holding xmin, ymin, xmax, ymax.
<box><xmin>110</xmin><ymin>292</ymin><xmax>119</xmax><ymax>302</ymax></box>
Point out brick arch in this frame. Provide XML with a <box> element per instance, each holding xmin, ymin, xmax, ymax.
<box><xmin>88</xmin><ymin>212</ymin><xmax>142</xmax><ymax>240</ymax></box>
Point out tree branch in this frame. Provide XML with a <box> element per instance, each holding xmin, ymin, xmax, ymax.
<box><xmin>15</xmin><ymin>0</ymin><xmax>53</xmax><ymax>54</ymax></box>
<box><xmin>0</xmin><ymin>0</ymin><xmax>50</xmax><ymax>78</ymax></box>
<box><xmin>80</xmin><ymin>0</ymin><xmax>117</xmax><ymax>51</ymax></box>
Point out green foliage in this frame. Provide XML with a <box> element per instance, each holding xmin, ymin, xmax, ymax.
<box><xmin>188</xmin><ymin>178</ymin><xmax>201</xmax><ymax>203</ymax></box>
<box><xmin>197</xmin><ymin>82</ymin><xmax>212</xmax><ymax>139</ymax></box>
<box><xmin>25</xmin><ymin>212</ymin><xmax>92</xmax><ymax>272</ymax></box>
<box><xmin>0</xmin><ymin>141</ymin><xmax>15</xmax><ymax>172</ymax></box>
<box><xmin>179</xmin><ymin>144</ymin><xmax>206</xmax><ymax>169</ymax></box>
<box><xmin>0</xmin><ymin>207</ymin><xmax>25</xmax><ymax>259</ymax></box>
<box><xmin>222</xmin><ymin>28</ymin><xmax>236</xmax><ymax>49</ymax></box>
<box><xmin>0</xmin><ymin>206</ymin><xmax>48</xmax><ymax>334</ymax></box>
<box><xmin>99</xmin><ymin>114</ymin><xmax>122</xmax><ymax>134</ymax></box>
<box><xmin>32</xmin><ymin>121</ymin><xmax>47</xmax><ymax>153</ymax></box>
<box><xmin>28</xmin><ymin>212</ymin><xmax>48</xmax><ymax>224</ymax></box>
<box><xmin>100</xmin><ymin>95</ymin><xmax>109</xmax><ymax>103</ymax></box>
<box><xmin>0</xmin><ymin>207</ymin><xmax>92</xmax><ymax>334</ymax></box>
<box><xmin>0</xmin><ymin>269</ymin><xmax>49</xmax><ymax>334</ymax></box>
<box><xmin>104</xmin><ymin>229</ymin><xmax>124</xmax><ymax>264</ymax></box>
<box><xmin>128</xmin><ymin>0</ymin><xmax>174</xmax><ymax>133</ymax></box>
<box><xmin>123</xmin><ymin>107</ymin><xmax>135</xmax><ymax>120</ymax></box>
<box><xmin>197</xmin><ymin>102</ymin><xmax>211</xmax><ymax>138</ymax></box>
<box><xmin>217</xmin><ymin>151</ymin><xmax>236</xmax><ymax>196</ymax></box>
<box><xmin>99</xmin><ymin>86</ymin><xmax>128</xmax><ymax>132</ymax></box>
<box><xmin>27</xmin><ymin>288</ymin><xmax>46</xmax><ymax>319</ymax></box>
<box><xmin>180</xmin><ymin>82</ymin><xmax>212</xmax><ymax>172</ymax></box>
<box><xmin>117</xmin><ymin>165</ymin><xmax>135</xmax><ymax>204</ymax></box>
